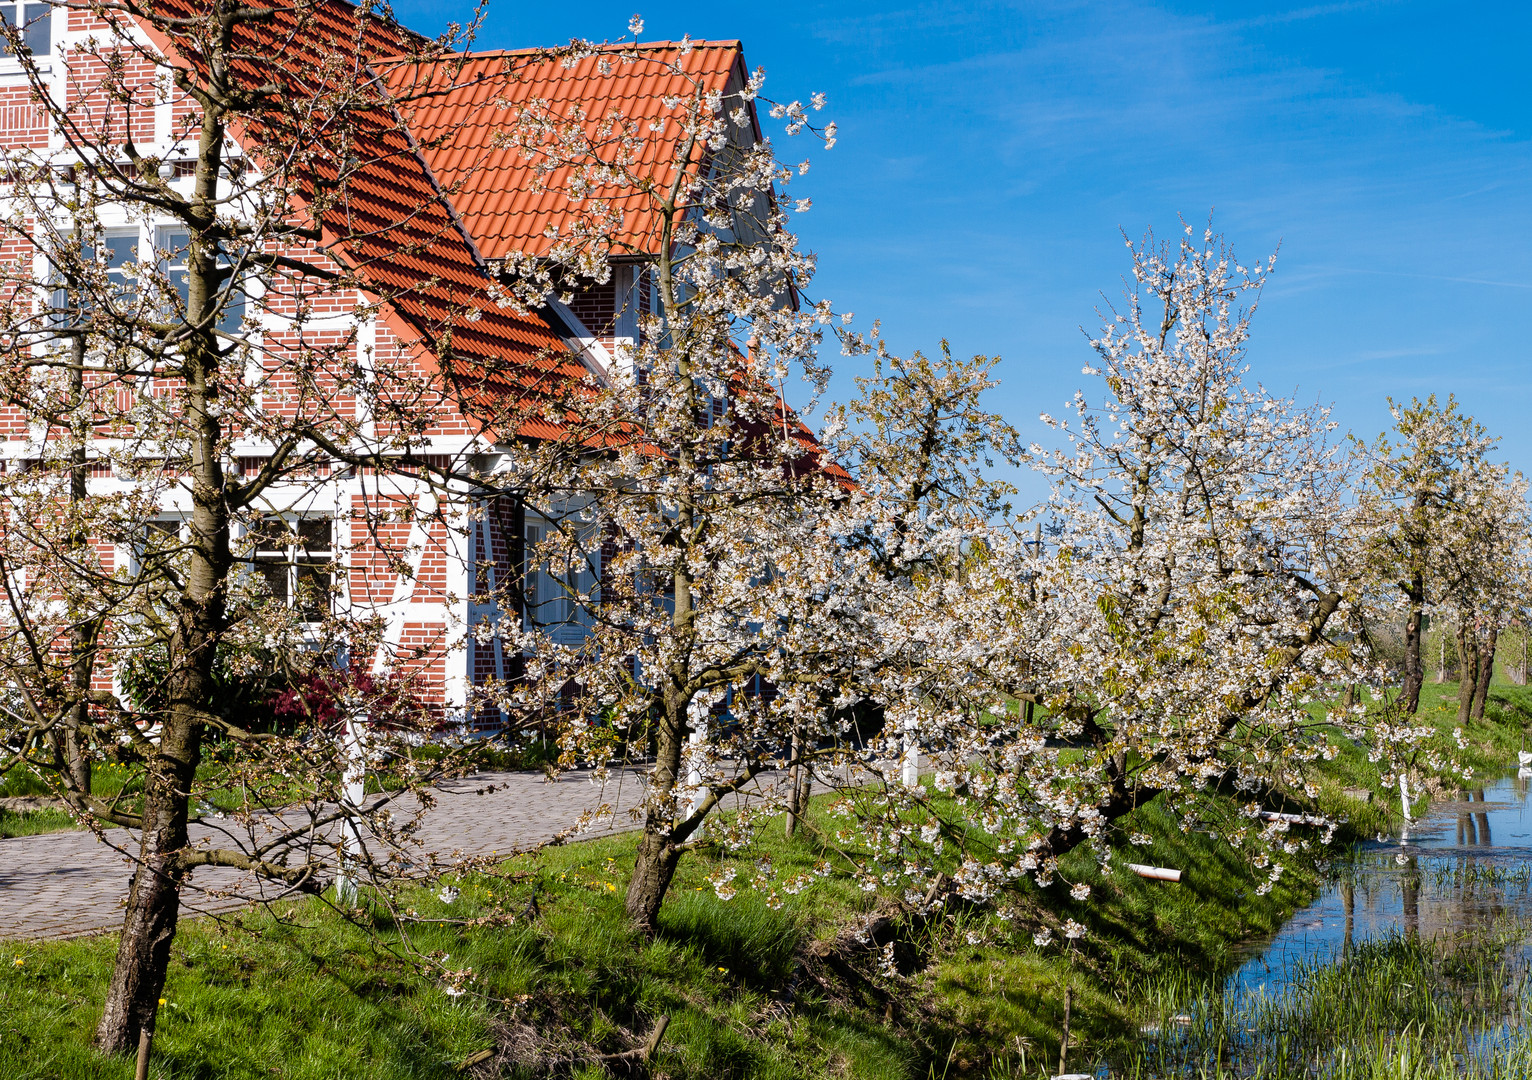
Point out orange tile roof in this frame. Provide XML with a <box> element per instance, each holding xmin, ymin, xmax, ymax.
<box><xmin>127</xmin><ymin>5</ymin><xmax>823</xmax><ymax>459</ymax></box>
<box><xmin>383</xmin><ymin>42</ymin><xmax>744</xmax><ymax>260</ymax></box>
<box><xmin>129</xmin><ymin>0</ymin><xmax>587</xmax><ymax>441</ymax></box>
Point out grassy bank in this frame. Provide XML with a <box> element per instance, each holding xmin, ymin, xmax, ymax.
<box><xmin>0</xmin><ymin>793</ymin><xmax>1316</xmax><ymax>1079</ymax></box>
<box><xmin>1</xmin><ymin>680</ymin><xmax>1527</xmax><ymax>1078</ymax></box>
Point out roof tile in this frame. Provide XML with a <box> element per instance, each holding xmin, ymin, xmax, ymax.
<box><xmin>384</xmin><ymin>42</ymin><xmax>742</xmax><ymax>260</ymax></box>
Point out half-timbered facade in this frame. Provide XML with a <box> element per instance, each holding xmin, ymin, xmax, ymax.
<box><xmin>0</xmin><ymin>0</ymin><xmax>764</xmax><ymax>725</ymax></box>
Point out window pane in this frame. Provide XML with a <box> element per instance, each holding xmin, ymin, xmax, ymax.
<box><xmin>295</xmin><ymin>563</ymin><xmax>331</xmax><ymax>621</ymax></box>
<box><xmin>103</xmin><ymin>234</ymin><xmax>136</xmax><ymax>268</ymax></box>
<box><xmin>296</xmin><ymin>517</ymin><xmax>330</xmax><ymax>555</ymax></box>
<box><xmin>257</xmin><ymin>559</ymin><xmax>288</xmax><ymax>604</ymax></box>
<box><xmin>144</xmin><ymin>519</ymin><xmax>178</xmax><ymax>548</ymax></box>
<box><xmin>137</xmin><ymin>519</ymin><xmax>179</xmax><ymax>569</ymax></box>
<box><xmin>250</xmin><ymin>516</ymin><xmax>290</xmax><ymax>555</ymax></box>
<box><xmin>2</xmin><ymin>4</ymin><xmax>20</xmax><ymax>55</ymax></box>
<box><xmin>22</xmin><ymin>1</ymin><xmax>46</xmax><ymax>54</ymax></box>
<box><xmin>219</xmin><ymin>285</ymin><xmax>245</xmax><ymax>335</ymax></box>
<box><xmin>48</xmin><ymin>244</ymin><xmax>88</xmax><ymax>326</ymax></box>
<box><xmin>161</xmin><ymin>229</ymin><xmax>191</xmax><ymax>314</ymax></box>
<box><xmin>104</xmin><ymin>234</ymin><xmax>137</xmax><ymax>309</ymax></box>
<box><xmin>161</xmin><ymin>229</ymin><xmax>244</xmax><ymax>334</ymax></box>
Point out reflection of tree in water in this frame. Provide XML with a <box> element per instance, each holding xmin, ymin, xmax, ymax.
<box><xmin>1402</xmin><ymin>854</ymin><xmax>1420</xmax><ymax>937</ymax></box>
<box><xmin>1456</xmin><ymin>789</ymin><xmax>1491</xmax><ymax>845</ymax></box>
<box><xmin>1423</xmin><ymin>788</ymin><xmax>1523</xmax><ymax>940</ymax></box>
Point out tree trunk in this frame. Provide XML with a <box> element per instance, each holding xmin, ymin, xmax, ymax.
<box><xmin>625</xmin><ymin>827</ymin><xmax>682</xmax><ymax>936</ymax></box>
<box><xmin>94</xmin><ymin>715</ymin><xmax>202</xmax><ymax>1052</ymax></box>
<box><xmin>98</xmin><ymin>88</ymin><xmax>231</xmax><ymax>1047</ymax></box>
<box><xmin>626</xmin><ymin>687</ymin><xmax>686</xmax><ymax>935</ymax></box>
<box><xmin>1400</xmin><ymin>572</ymin><xmax>1425</xmax><ymax>712</ymax></box>
<box><xmin>65</xmin><ymin>331</ymin><xmax>92</xmax><ymax>796</ymax></box>
<box><xmin>1457</xmin><ymin>620</ymin><xmax>1479</xmax><ymax>727</ymax></box>
<box><xmin>1471</xmin><ymin>624</ymin><xmax>1498</xmax><ymax>722</ymax></box>
<box><xmin>784</xmin><ymin>727</ymin><xmax>803</xmax><ymax>839</ymax></box>
<box><xmin>796</xmin><ymin>754</ymin><xmax>812</xmax><ymax>825</ymax></box>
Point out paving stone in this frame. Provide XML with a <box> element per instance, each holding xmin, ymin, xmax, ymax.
<box><xmin>0</xmin><ymin>766</ymin><xmax>789</xmax><ymax>941</ymax></box>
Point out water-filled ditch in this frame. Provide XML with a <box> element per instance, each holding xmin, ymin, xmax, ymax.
<box><xmin>1117</xmin><ymin>772</ymin><xmax>1532</xmax><ymax>1078</ymax></box>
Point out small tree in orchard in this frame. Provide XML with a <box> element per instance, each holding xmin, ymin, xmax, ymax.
<box><xmin>473</xmin><ymin>29</ymin><xmax>861</xmax><ymax>933</ymax></box>
<box><xmin>1356</xmin><ymin>396</ymin><xmax>1505</xmax><ymax>713</ymax></box>
<box><xmin>800</xmin><ymin>344</ymin><xmax>1029</xmax><ymax>873</ymax></box>
<box><xmin>1439</xmin><ymin>472</ymin><xmax>1532</xmax><ymax>724</ymax></box>
<box><xmin>842</xmin><ymin>223</ymin><xmax>1416</xmax><ymax>910</ymax></box>
<box><xmin>0</xmin><ymin>0</ymin><xmax>570</xmax><ymax>1051</ymax></box>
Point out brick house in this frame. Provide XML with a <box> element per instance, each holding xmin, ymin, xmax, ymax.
<box><xmin>0</xmin><ymin>0</ymin><xmax>778</xmax><ymax>725</ymax></box>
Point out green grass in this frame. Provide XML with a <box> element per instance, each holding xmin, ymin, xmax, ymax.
<box><xmin>0</xmin><ymin>811</ymin><xmax>920</xmax><ymax>1079</ymax></box>
<box><xmin>0</xmin><ymin>780</ymin><xmax>1323</xmax><ymax>1079</ymax></box>
<box><xmin>0</xmin><ymin>808</ymin><xmax>81</xmax><ymax>838</ymax></box>
<box><xmin>0</xmin><ymin>679</ymin><xmax>1526</xmax><ymax>1078</ymax></box>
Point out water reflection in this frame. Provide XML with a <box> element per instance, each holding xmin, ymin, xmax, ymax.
<box><xmin>1231</xmin><ymin>773</ymin><xmax>1532</xmax><ymax>999</ymax></box>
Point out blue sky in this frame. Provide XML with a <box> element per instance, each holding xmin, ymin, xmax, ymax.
<box><xmin>394</xmin><ymin>0</ymin><xmax>1532</xmax><ymax>501</ymax></box>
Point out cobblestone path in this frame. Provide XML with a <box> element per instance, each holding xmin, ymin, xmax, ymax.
<box><xmin>0</xmin><ymin>767</ymin><xmax>684</xmax><ymax>942</ymax></box>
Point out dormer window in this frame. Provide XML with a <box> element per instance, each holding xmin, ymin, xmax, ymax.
<box><xmin>1</xmin><ymin>1</ymin><xmax>50</xmax><ymax>56</ymax></box>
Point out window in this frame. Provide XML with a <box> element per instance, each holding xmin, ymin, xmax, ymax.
<box><xmin>131</xmin><ymin>518</ymin><xmax>181</xmax><ymax>574</ymax></box>
<box><xmin>0</xmin><ymin>1</ymin><xmax>50</xmax><ymax>56</ymax></box>
<box><xmin>522</xmin><ymin>523</ymin><xmax>553</xmax><ymax>626</ymax></box>
<box><xmin>159</xmin><ymin>228</ymin><xmax>245</xmax><ymax>335</ymax></box>
<box><xmin>251</xmin><ymin>516</ymin><xmax>332</xmax><ymax>621</ymax></box>
<box><xmin>51</xmin><ymin>232</ymin><xmax>138</xmax><ymax>324</ymax></box>
<box><xmin>523</xmin><ymin>522</ymin><xmax>597</xmax><ymax>636</ymax></box>
<box><xmin>143</xmin><ymin>518</ymin><xmax>179</xmax><ymax>550</ymax></box>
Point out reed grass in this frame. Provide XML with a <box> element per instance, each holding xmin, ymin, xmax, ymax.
<box><xmin>1122</xmin><ymin>921</ymin><xmax>1532</xmax><ymax>1079</ymax></box>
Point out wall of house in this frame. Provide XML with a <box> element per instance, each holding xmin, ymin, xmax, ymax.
<box><xmin>0</xmin><ymin>11</ymin><xmax>534</xmax><ymax>728</ymax></box>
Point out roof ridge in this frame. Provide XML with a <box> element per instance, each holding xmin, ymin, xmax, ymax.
<box><xmin>373</xmin><ymin>39</ymin><xmax>743</xmax><ymax>65</ymax></box>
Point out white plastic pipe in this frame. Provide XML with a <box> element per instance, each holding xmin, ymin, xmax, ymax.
<box><xmin>901</xmin><ymin>719</ymin><xmax>920</xmax><ymax>789</ymax></box>
<box><xmin>1259</xmin><ymin>811</ymin><xmax>1328</xmax><ymax>826</ymax></box>
<box><xmin>337</xmin><ymin>714</ymin><xmax>367</xmax><ymax>905</ymax></box>
<box><xmin>685</xmin><ymin>718</ymin><xmax>707</xmax><ymax>821</ymax></box>
<box><xmin>1127</xmin><ymin>863</ymin><xmax>1182</xmax><ymax>882</ymax></box>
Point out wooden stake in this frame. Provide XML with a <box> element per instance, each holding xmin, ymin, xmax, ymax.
<box><xmin>1058</xmin><ymin>981</ymin><xmax>1072</xmax><ymax>1076</ymax></box>
<box><xmin>135</xmin><ymin>1026</ymin><xmax>153</xmax><ymax>1080</ymax></box>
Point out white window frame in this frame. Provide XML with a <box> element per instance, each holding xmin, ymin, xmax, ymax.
<box><xmin>249</xmin><ymin>514</ymin><xmax>334</xmax><ymax>623</ymax></box>
<box><xmin>157</xmin><ymin>225</ymin><xmax>248</xmax><ymax>336</ymax></box>
<box><xmin>0</xmin><ymin>0</ymin><xmax>53</xmax><ymax>71</ymax></box>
